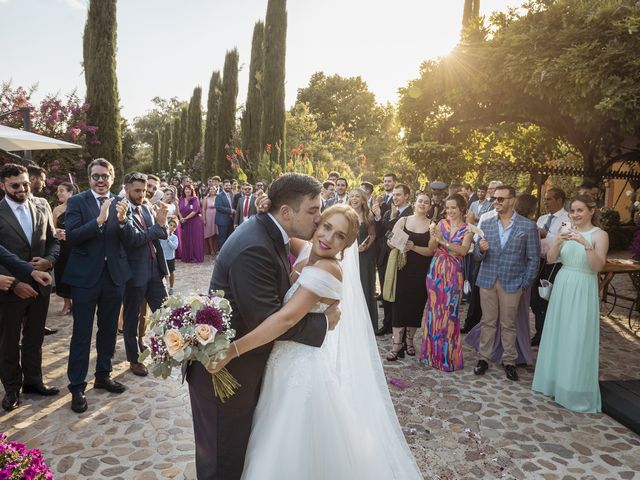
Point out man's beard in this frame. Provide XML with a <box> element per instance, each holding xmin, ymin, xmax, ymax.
<box><xmin>5</xmin><ymin>191</ymin><xmax>27</xmax><ymax>203</ymax></box>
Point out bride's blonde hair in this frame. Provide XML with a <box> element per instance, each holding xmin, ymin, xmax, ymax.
<box><xmin>320</xmin><ymin>204</ymin><xmax>360</xmax><ymax>250</ymax></box>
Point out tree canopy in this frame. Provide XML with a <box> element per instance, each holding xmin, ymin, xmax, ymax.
<box><xmin>399</xmin><ymin>0</ymin><xmax>640</xmax><ymax>184</ymax></box>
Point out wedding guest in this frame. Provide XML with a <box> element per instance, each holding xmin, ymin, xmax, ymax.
<box><xmin>0</xmin><ymin>244</ymin><xmax>52</xmax><ymax>291</ymax></box>
<box><xmin>163</xmin><ymin>187</ymin><xmax>182</xmax><ymax>259</ymax></box>
<box><xmin>202</xmin><ymin>187</ymin><xmax>219</xmax><ymax>256</ymax></box>
<box><xmin>179</xmin><ymin>185</ymin><xmax>205</xmax><ymax>263</ymax></box>
<box><xmin>65</xmin><ymin>159</ymin><xmax>136</xmax><ymax>413</ymax></box>
<box><xmin>121</xmin><ymin>172</ymin><xmax>169</xmax><ymax>377</ymax></box>
<box><xmin>0</xmin><ymin>163</ymin><xmax>60</xmax><ymax>411</ymax></box>
<box><xmin>349</xmin><ymin>188</ymin><xmax>378</xmax><ymax>331</ymax></box>
<box><xmin>234</xmin><ymin>183</ymin><xmax>257</xmax><ymax>228</ymax></box>
<box><xmin>160</xmin><ymin>219</ymin><xmax>179</xmax><ymax>295</ymax></box>
<box><xmin>360</xmin><ymin>181</ymin><xmax>375</xmax><ymax>207</ymax></box>
<box><xmin>472</xmin><ymin>185</ymin><xmax>539</xmax><ymax>381</ymax></box>
<box><xmin>532</xmin><ymin>195</ymin><xmax>608</xmax><ymax>412</ymax></box>
<box><xmin>420</xmin><ymin>194</ymin><xmax>472</xmax><ymax>371</ymax></box>
<box><xmin>428</xmin><ymin>181</ymin><xmax>446</xmax><ymax>222</ymax></box>
<box><xmin>530</xmin><ymin>187</ymin><xmax>569</xmax><ymax>346</ymax></box>
<box><xmin>214</xmin><ymin>180</ymin><xmax>236</xmax><ymax>250</ymax></box>
<box><xmin>465</xmin><ymin>193</ymin><xmax>537</xmax><ymax>366</ymax></box>
<box><xmin>328</xmin><ymin>171</ymin><xmax>340</xmax><ymax>186</ymax></box>
<box><xmin>52</xmin><ymin>181</ymin><xmax>77</xmax><ymax>315</ymax></box>
<box><xmin>384</xmin><ymin>189</ymin><xmax>429</xmax><ymax>361</ymax></box>
<box><xmin>372</xmin><ymin>173</ymin><xmax>398</xmax><ymax>336</ymax></box>
<box><xmin>321</xmin><ymin>181</ymin><xmax>335</xmax><ymax>211</ymax></box>
<box><xmin>467</xmin><ymin>185</ymin><xmax>489</xmax><ymax>225</ymax></box>
<box><xmin>146</xmin><ymin>174</ymin><xmax>161</xmax><ymax>204</ymax></box>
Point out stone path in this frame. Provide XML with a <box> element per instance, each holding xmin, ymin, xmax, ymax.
<box><xmin>1</xmin><ymin>254</ymin><xmax>640</xmax><ymax>479</ymax></box>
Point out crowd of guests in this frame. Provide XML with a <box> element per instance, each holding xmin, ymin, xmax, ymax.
<box><xmin>0</xmin><ymin>160</ymin><xmax>608</xmax><ymax>416</ymax></box>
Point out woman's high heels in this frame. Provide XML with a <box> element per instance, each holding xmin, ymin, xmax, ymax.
<box><xmin>386</xmin><ymin>341</ymin><xmax>405</xmax><ymax>361</ymax></box>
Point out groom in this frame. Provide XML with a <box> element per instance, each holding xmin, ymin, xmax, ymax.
<box><xmin>187</xmin><ymin>173</ymin><xmax>341</xmax><ymax>480</ymax></box>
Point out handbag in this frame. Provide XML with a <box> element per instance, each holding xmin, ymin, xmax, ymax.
<box><xmin>537</xmin><ymin>262</ymin><xmax>559</xmax><ymax>301</ymax></box>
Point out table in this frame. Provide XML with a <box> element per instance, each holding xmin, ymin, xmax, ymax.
<box><xmin>599</xmin><ymin>259</ymin><xmax>640</xmax><ymax>333</ymax></box>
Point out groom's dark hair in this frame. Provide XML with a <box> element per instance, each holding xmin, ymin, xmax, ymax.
<box><xmin>269</xmin><ymin>173</ymin><xmax>322</xmax><ymax>213</ymax></box>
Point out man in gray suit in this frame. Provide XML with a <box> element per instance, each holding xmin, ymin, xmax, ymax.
<box><xmin>0</xmin><ymin>163</ymin><xmax>60</xmax><ymax>411</ymax></box>
<box><xmin>472</xmin><ymin>185</ymin><xmax>540</xmax><ymax>381</ymax></box>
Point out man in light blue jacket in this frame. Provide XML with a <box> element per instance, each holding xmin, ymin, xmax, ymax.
<box><xmin>473</xmin><ymin>185</ymin><xmax>540</xmax><ymax>381</ymax></box>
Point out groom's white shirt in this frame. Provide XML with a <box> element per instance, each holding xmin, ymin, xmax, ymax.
<box><xmin>267</xmin><ymin>212</ymin><xmax>329</xmax><ymax>335</ymax></box>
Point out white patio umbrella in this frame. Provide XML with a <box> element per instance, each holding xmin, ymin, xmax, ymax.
<box><xmin>0</xmin><ymin>124</ymin><xmax>81</xmax><ymax>151</ymax></box>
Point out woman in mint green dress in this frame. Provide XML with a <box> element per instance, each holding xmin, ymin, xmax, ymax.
<box><xmin>532</xmin><ymin>195</ymin><xmax>609</xmax><ymax>413</ymax></box>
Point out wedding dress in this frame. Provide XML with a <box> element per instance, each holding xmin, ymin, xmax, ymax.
<box><xmin>241</xmin><ymin>244</ymin><xmax>423</xmax><ymax>480</ymax></box>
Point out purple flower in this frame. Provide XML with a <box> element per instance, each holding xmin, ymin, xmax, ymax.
<box><xmin>169</xmin><ymin>305</ymin><xmax>191</xmax><ymax>328</ymax></box>
<box><xmin>195</xmin><ymin>305</ymin><xmax>224</xmax><ymax>331</ymax></box>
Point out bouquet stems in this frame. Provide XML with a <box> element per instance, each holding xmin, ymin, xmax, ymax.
<box><xmin>212</xmin><ymin>368</ymin><xmax>241</xmax><ymax>402</ymax></box>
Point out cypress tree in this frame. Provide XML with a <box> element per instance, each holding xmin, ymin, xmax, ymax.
<box><xmin>203</xmin><ymin>71</ymin><xmax>222</xmax><ymax>180</ymax></box>
<box><xmin>186</xmin><ymin>86</ymin><xmax>203</xmax><ymax>164</ymax></box>
<box><xmin>178</xmin><ymin>105</ymin><xmax>188</xmax><ymax>166</ymax></box>
<box><xmin>262</xmin><ymin>0</ymin><xmax>287</xmax><ymax>168</ymax></box>
<box><xmin>170</xmin><ymin>116</ymin><xmax>180</xmax><ymax>172</ymax></box>
<box><xmin>216</xmin><ymin>49</ymin><xmax>239</xmax><ymax>179</ymax></box>
<box><xmin>241</xmin><ymin>21</ymin><xmax>265</xmax><ymax>180</ymax></box>
<box><xmin>161</xmin><ymin>122</ymin><xmax>171</xmax><ymax>172</ymax></box>
<box><xmin>152</xmin><ymin>130</ymin><xmax>160</xmax><ymax>173</ymax></box>
<box><xmin>462</xmin><ymin>0</ymin><xmax>480</xmax><ymax>26</ymax></box>
<box><xmin>83</xmin><ymin>0</ymin><xmax>123</xmax><ymax>181</ymax></box>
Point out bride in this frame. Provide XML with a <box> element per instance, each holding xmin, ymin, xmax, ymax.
<box><xmin>211</xmin><ymin>204</ymin><xmax>423</xmax><ymax>479</ymax></box>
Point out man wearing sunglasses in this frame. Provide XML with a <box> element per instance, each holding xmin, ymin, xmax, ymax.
<box><xmin>472</xmin><ymin>185</ymin><xmax>540</xmax><ymax>382</ymax></box>
<box><xmin>63</xmin><ymin>158</ymin><xmax>135</xmax><ymax>413</ymax></box>
<box><xmin>0</xmin><ymin>163</ymin><xmax>60</xmax><ymax>411</ymax></box>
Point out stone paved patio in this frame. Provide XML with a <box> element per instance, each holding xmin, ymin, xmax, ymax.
<box><xmin>1</xmin><ymin>254</ymin><xmax>640</xmax><ymax>479</ymax></box>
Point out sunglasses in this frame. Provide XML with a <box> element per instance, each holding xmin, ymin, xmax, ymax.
<box><xmin>8</xmin><ymin>182</ymin><xmax>30</xmax><ymax>190</ymax></box>
<box><xmin>493</xmin><ymin>196</ymin><xmax>513</xmax><ymax>203</ymax></box>
<box><xmin>91</xmin><ymin>174</ymin><xmax>111</xmax><ymax>181</ymax></box>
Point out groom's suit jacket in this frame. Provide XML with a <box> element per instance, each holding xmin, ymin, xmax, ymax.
<box><xmin>187</xmin><ymin>213</ymin><xmax>328</xmax><ymax>480</ymax></box>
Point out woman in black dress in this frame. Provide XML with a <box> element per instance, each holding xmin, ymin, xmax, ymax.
<box><xmin>52</xmin><ymin>181</ymin><xmax>76</xmax><ymax>315</ymax></box>
<box><xmin>386</xmin><ymin>193</ymin><xmax>434</xmax><ymax>360</ymax></box>
<box><xmin>349</xmin><ymin>188</ymin><xmax>378</xmax><ymax>331</ymax></box>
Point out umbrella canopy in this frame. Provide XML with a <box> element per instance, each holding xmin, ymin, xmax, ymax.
<box><xmin>0</xmin><ymin>125</ymin><xmax>81</xmax><ymax>151</ymax></box>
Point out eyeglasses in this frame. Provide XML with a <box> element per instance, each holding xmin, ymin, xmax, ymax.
<box><xmin>493</xmin><ymin>196</ymin><xmax>513</xmax><ymax>203</ymax></box>
<box><xmin>8</xmin><ymin>182</ymin><xmax>30</xmax><ymax>190</ymax></box>
<box><xmin>91</xmin><ymin>174</ymin><xmax>111</xmax><ymax>181</ymax></box>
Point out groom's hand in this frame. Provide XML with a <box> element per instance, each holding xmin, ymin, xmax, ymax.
<box><xmin>326</xmin><ymin>301</ymin><xmax>341</xmax><ymax>331</ymax></box>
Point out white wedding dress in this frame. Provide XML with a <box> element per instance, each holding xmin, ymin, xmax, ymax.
<box><xmin>241</xmin><ymin>244</ymin><xmax>423</xmax><ymax>480</ymax></box>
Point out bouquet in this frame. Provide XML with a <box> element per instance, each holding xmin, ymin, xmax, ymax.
<box><xmin>139</xmin><ymin>290</ymin><xmax>240</xmax><ymax>402</ymax></box>
<box><xmin>0</xmin><ymin>433</ymin><xmax>53</xmax><ymax>479</ymax></box>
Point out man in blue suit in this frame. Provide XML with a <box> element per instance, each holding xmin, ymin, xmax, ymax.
<box><xmin>121</xmin><ymin>172</ymin><xmax>169</xmax><ymax>377</ymax></box>
<box><xmin>214</xmin><ymin>179</ymin><xmax>236</xmax><ymax>249</ymax></box>
<box><xmin>473</xmin><ymin>185</ymin><xmax>540</xmax><ymax>381</ymax></box>
<box><xmin>64</xmin><ymin>158</ymin><xmax>138</xmax><ymax>413</ymax></box>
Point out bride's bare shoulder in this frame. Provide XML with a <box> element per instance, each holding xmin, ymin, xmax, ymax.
<box><xmin>310</xmin><ymin>258</ymin><xmax>342</xmax><ymax>282</ymax></box>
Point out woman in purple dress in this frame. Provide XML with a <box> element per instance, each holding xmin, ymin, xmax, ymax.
<box><xmin>179</xmin><ymin>185</ymin><xmax>205</xmax><ymax>263</ymax></box>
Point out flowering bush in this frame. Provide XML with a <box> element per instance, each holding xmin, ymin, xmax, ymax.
<box><xmin>0</xmin><ymin>433</ymin><xmax>53</xmax><ymax>479</ymax></box>
<box><xmin>0</xmin><ymin>82</ymin><xmax>98</xmax><ymax>199</ymax></box>
<box><xmin>140</xmin><ymin>291</ymin><xmax>239</xmax><ymax>401</ymax></box>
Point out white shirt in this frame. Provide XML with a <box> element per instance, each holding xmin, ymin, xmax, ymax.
<box><xmin>536</xmin><ymin>208</ymin><xmax>570</xmax><ymax>261</ymax></box>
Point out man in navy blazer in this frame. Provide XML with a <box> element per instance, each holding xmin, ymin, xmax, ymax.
<box><xmin>473</xmin><ymin>185</ymin><xmax>540</xmax><ymax>381</ymax></box>
<box><xmin>214</xmin><ymin>179</ymin><xmax>236</xmax><ymax>249</ymax></box>
<box><xmin>0</xmin><ymin>244</ymin><xmax>52</xmax><ymax>289</ymax></box>
<box><xmin>121</xmin><ymin>172</ymin><xmax>169</xmax><ymax>377</ymax></box>
<box><xmin>64</xmin><ymin>158</ymin><xmax>140</xmax><ymax>413</ymax></box>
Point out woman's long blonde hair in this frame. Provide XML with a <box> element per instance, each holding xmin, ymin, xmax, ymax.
<box><xmin>348</xmin><ymin>188</ymin><xmax>372</xmax><ymax>228</ymax></box>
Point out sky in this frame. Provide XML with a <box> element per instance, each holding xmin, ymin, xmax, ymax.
<box><xmin>1</xmin><ymin>0</ymin><xmax>521</xmax><ymax>121</ymax></box>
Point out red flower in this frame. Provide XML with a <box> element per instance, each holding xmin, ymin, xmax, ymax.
<box><xmin>291</xmin><ymin>148</ymin><xmax>298</xmax><ymax>156</ymax></box>
<box><xmin>226</xmin><ymin>154</ymin><xmax>232</xmax><ymax>161</ymax></box>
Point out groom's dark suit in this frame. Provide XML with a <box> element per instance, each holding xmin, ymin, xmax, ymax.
<box><xmin>187</xmin><ymin>213</ymin><xmax>327</xmax><ymax>480</ymax></box>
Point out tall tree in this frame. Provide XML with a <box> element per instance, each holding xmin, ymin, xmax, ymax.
<box><xmin>83</xmin><ymin>0</ymin><xmax>123</xmax><ymax>181</ymax></box>
<box><xmin>216</xmin><ymin>49</ymin><xmax>240</xmax><ymax>178</ymax></box>
<box><xmin>170</xmin><ymin>116</ymin><xmax>180</xmax><ymax>171</ymax></box>
<box><xmin>462</xmin><ymin>0</ymin><xmax>480</xmax><ymax>27</ymax></box>
<box><xmin>203</xmin><ymin>71</ymin><xmax>222</xmax><ymax>180</ymax></box>
<box><xmin>241</xmin><ymin>21</ymin><xmax>265</xmax><ymax>178</ymax></box>
<box><xmin>178</xmin><ymin>105</ymin><xmax>188</xmax><ymax>166</ymax></box>
<box><xmin>152</xmin><ymin>130</ymin><xmax>160</xmax><ymax>173</ymax></box>
<box><xmin>262</xmin><ymin>0</ymin><xmax>287</xmax><ymax>168</ymax></box>
<box><xmin>160</xmin><ymin>122</ymin><xmax>171</xmax><ymax>172</ymax></box>
<box><xmin>186</xmin><ymin>86</ymin><xmax>203</xmax><ymax>165</ymax></box>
